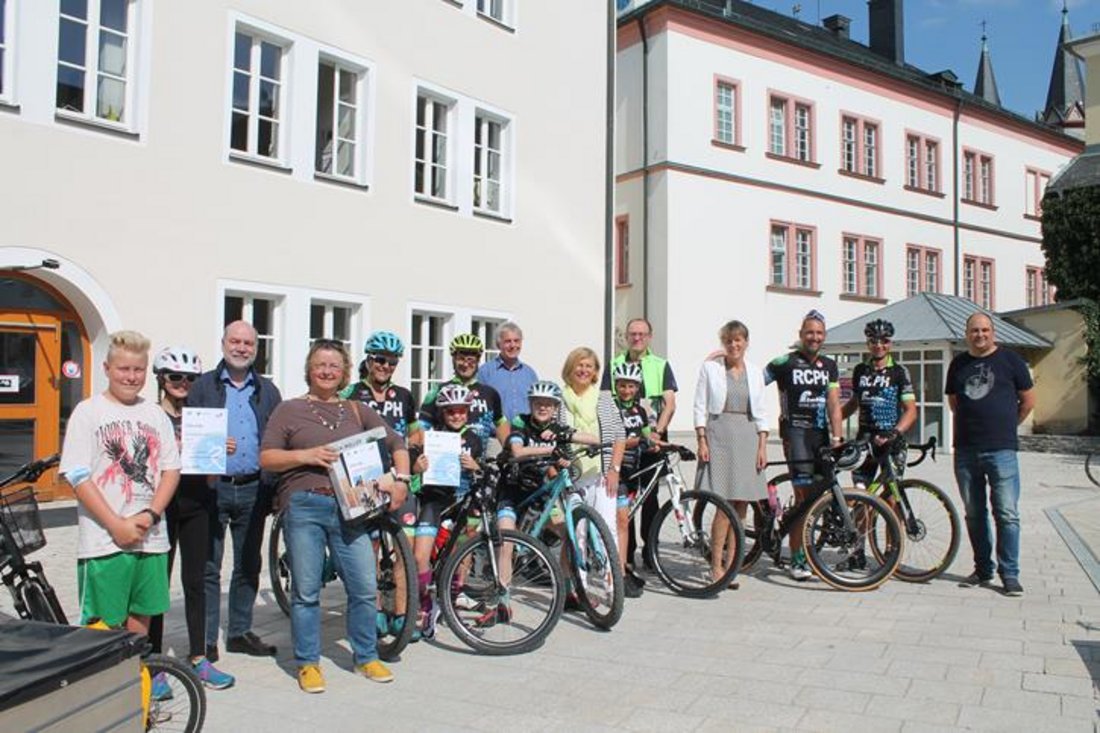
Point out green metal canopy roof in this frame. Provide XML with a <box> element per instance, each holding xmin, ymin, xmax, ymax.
<box><xmin>826</xmin><ymin>293</ymin><xmax>1052</xmax><ymax>349</ymax></box>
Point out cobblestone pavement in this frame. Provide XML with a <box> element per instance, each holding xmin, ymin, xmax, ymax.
<box><xmin>5</xmin><ymin>445</ymin><xmax>1099</xmax><ymax>732</ymax></box>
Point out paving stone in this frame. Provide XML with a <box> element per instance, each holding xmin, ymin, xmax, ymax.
<box><xmin>956</xmin><ymin>705</ymin><xmax>1095</xmax><ymax>731</ymax></box>
<box><xmin>795</xmin><ymin>708</ymin><xmax>904</xmax><ymax>732</ymax></box>
<box><xmin>980</xmin><ymin>686</ymin><xmax>1064</xmax><ymax>715</ymax></box>
<box><xmin>1022</xmin><ymin>672</ymin><xmax>1098</xmax><ymax>697</ymax></box>
<box><xmin>905</xmin><ymin>678</ymin><xmax>985</xmax><ymax>705</ymax></box>
<box><xmin>870</xmin><ymin>695</ymin><xmax>961</xmax><ymax>726</ymax></box>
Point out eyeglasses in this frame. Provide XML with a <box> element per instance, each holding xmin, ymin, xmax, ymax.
<box><xmin>368</xmin><ymin>354</ymin><xmax>400</xmax><ymax>367</ymax></box>
<box><xmin>453</xmin><ymin>352</ymin><xmax>481</xmax><ymax>363</ymax></box>
<box><xmin>164</xmin><ymin>373</ymin><xmax>198</xmax><ymax>383</ymax></box>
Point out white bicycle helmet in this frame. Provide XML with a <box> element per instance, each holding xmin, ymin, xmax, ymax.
<box><xmin>154</xmin><ymin>346</ymin><xmax>203</xmax><ymax>375</ymax></box>
<box><xmin>611</xmin><ymin>361</ymin><xmax>643</xmax><ymax>384</ymax></box>
<box><xmin>436</xmin><ymin>383</ymin><xmax>473</xmax><ymax>409</ymax></box>
<box><xmin>527</xmin><ymin>380</ymin><xmax>563</xmax><ymax>403</ymax></box>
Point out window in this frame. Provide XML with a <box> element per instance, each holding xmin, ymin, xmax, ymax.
<box><xmin>56</xmin><ymin>0</ymin><xmax>135</xmax><ymax>125</ymax></box>
<box><xmin>713</xmin><ymin>77</ymin><xmax>740</xmax><ymax>147</ymax></box>
<box><xmin>840</xmin><ymin>115</ymin><xmax>879</xmax><ymax>179</ymax></box>
<box><xmin>768</xmin><ymin>94</ymin><xmax>814</xmax><ymax>163</ymax></box>
<box><xmin>841</xmin><ymin>235</ymin><xmax>882</xmax><ymax>298</ymax></box>
<box><xmin>309</xmin><ymin>302</ymin><xmax>353</xmax><ymax>353</ymax></box>
<box><xmin>1025</xmin><ymin>168</ymin><xmax>1051</xmax><ymax>218</ymax></box>
<box><xmin>415</xmin><ymin>91</ymin><xmax>453</xmax><ymax>201</ymax></box>
<box><xmin>471</xmin><ymin>316</ymin><xmax>504</xmax><ymax>364</ymax></box>
<box><xmin>224</xmin><ymin>293</ymin><xmax>278</xmax><ymax>379</ymax></box>
<box><xmin>905</xmin><ymin>133</ymin><xmax>940</xmax><ymax>193</ymax></box>
<box><xmin>476</xmin><ymin>0</ymin><xmax>510</xmax><ymax>25</ymax></box>
<box><xmin>231</xmin><ymin>29</ymin><xmax>286</xmax><ymax>161</ymax></box>
<box><xmin>905</xmin><ymin>246</ymin><xmax>941</xmax><ymax>296</ymax></box>
<box><xmin>769</xmin><ymin>222</ymin><xmax>816</xmax><ymax>292</ymax></box>
<box><xmin>0</xmin><ymin>0</ymin><xmax>11</xmax><ymax>101</ymax></box>
<box><xmin>963</xmin><ymin>255</ymin><xmax>994</xmax><ymax>309</ymax></box>
<box><xmin>615</xmin><ymin>215</ymin><xmax>630</xmax><ymax>286</ymax></box>
<box><xmin>315</xmin><ymin>59</ymin><xmax>365</xmax><ymax>181</ymax></box>
<box><xmin>963</xmin><ymin>149</ymin><xmax>995</xmax><ymax>206</ymax></box>
<box><xmin>410</xmin><ymin>311</ymin><xmax>451</xmax><ymax>405</ymax></box>
<box><xmin>474</xmin><ymin>111</ymin><xmax>507</xmax><ymax>215</ymax></box>
<box><xmin>1026</xmin><ymin>267</ymin><xmax>1055</xmax><ymax>307</ymax></box>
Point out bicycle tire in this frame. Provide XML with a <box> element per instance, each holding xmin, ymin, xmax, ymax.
<box><xmin>871</xmin><ymin>479</ymin><xmax>961</xmax><ymax>583</ymax></box>
<box><xmin>372</xmin><ymin>518</ymin><xmax>418</xmax><ymax>660</ymax></box>
<box><xmin>1087</xmin><ymin>451</ymin><xmax>1100</xmax><ymax>488</ymax></box>
<box><xmin>20</xmin><ymin>576</ymin><xmax>67</xmax><ymax>624</ymax></box>
<box><xmin>802</xmin><ymin>490</ymin><xmax>902</xmax><ymax>591</ymax></box>
<box><xmin>740</xmin><ymin>472</ymin><xmax>793</xmax><ymax>572</ymax></box>
<box><xmin>653</xmin><ymin>489</ymin><xmax>744</xmax><ymax>597</ymax></box>
<box><xmin>144</xmin><ymin>653</ymin><xmax>207</xmax><ymax>733</ymax></box>
<box><xmin>437</xmin><ymin>529</ymin><xmax>564</xmax><ymax>655</ymax></box>
<box><xmin>268</xmin><ymin>512</ymin><xmax>292</xmax><ymax>617</ymax></box>
<box><xmin>568</xmin><ymin>503</ymin><xmax>623</xmax><ymax>630</ymax></box>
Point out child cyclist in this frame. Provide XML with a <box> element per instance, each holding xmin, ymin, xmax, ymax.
<box><xmin>412</xmin><ymin>384</ymin><xmax>483</xmax><ymax>639</ymax></box>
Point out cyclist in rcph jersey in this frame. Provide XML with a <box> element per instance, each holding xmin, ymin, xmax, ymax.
<box><xmin>764</xmin><ymin>310</ymin><xmax>843</xmax><ymax>581</ymax></box>
<box><xmin>419</xmin><ymin>334</ymin><xmax>510</xmax><ymax>450</ymax></box>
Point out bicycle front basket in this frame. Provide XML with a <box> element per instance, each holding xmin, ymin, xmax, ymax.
<box><xmin>0</xmin><ymin>486</ymin><xmax>47</xmax><ymax>555</ymax></box>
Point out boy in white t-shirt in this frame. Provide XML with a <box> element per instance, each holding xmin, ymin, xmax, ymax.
<box><xmin>60</xmin><ymin>330</ymin><xmax>181</xmax><ymax>634</ymax></box>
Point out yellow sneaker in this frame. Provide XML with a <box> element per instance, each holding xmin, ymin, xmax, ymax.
<box><xmin>357</xmin><ymin>659</ymin><xmax>394</xmax><ymax>684</ymax></box>
<box><xmin>297</xmin><ymin>664</ymin><xmax>325</xmax><ymax>693</ymax></box>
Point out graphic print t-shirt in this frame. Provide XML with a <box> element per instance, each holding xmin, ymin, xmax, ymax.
<box><xmin>945</xmin><ymin>347</ymin><xmax>1033</xmax><ymax>451</ymax></box>
<box><xmin>851</xmin><ymin>358</ymin><xmax>915</xmax><ymax>435</ymax></box>
<box><xmin>344</xmin><ymin>381</ymin><xmax>419</xmax><ymax>438</ymax></box>
<box><xmin>420</xmin><ymin>381</ymin><xmax>505</xmax><ymax>445</ymax></box>
<box><xmin>61</xmin><ymin>394</ymin><xmax>181</xmax><ymax>558</ymax></box>
<box><xmin>764</xmin><ymin>351</ymin><xmax>839</xmax><ymax>431</ymax></box>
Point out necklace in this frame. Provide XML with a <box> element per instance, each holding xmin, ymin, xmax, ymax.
<box><xmin>307</xmin><ymin>396</ymin><xmax>346</xmax><ymax>431</ymax></box>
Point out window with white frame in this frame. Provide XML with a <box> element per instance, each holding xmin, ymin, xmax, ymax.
<box><xmin>1026</xmin><ymin>267</ymin><xmax>1054</xmax><ymax>307</ymax></box>
<box><xmin>230</xmin><ymin>28</ymin><xmax>286</xmax><ymax>161</ymax></box>
<box><xmin>963</xmin><ymin>255</ymin><xmax>994</xmax><ymax>309</ymax></box>
<box><xmin>224</xmin><ymin>292</ymin><xmax>279</xmax><ymax>379</ymax></box>
<box><xmin>963</xmin><ymin>149</ymin><xmax>995</xmax><ymax>205</ymax></box>
<box><xmin>615</xmin><ymin>216</ymin><xmax>630</xmax><ymax>286</ymax></box>
<box><xmin>841</xmin><ymin>115</ymin><xmax>879</xmax><ymax>178</ymax></box>
<box><xmin>315</xmin><ymin>58</ymin><xmax>365</xmax><ymax>181</ymax></box>
<box><xmin>0</xmin><ymin>0</ymin><xmax>11</xmax><ymax>101</ymax></box>
<box><xmin>56</xmin><ymin>0</ymin><xmax>135</xmax><ymax>125</ymax></box>
<box><xmin>769</xmin><ymin>222</ymin><xmax>816</xmax><ymax>291</ymax></box>
<box><xmin>842</xmin><ymin>235</ymin><xmax>881</xmax><ymax>298</ymax></box>
<box><xmin>1025</xmin><ymin>168</ymin><xmax>1051</xmax><ymax>218</ymax></box>
<box><xmin>768</xmin><ymin>98</ymin><xmax>785</xmax><ymax>157</ymax></box>
<box><xmin>410</xmin><ymin>311</ymin><xmax>451</xmax><ymax>404</ymax></box>
<box><xmin>794</xmin><ymin>104</ymin><xmax>811</xmax><ymax>162</ymax></box>
<box><xmin>906</xmin><ymin>133</ymin><xmax>940</xmax><ymax>193</ymax></box>
<box><xmin>309</xmin><ymin>301</ymin><xmax>354</xmax><ymax>353</ymax></box>
<box><xmin>474</xmin><ymin>111</ymin><xmax>507</xmax><ymax>215</ymax></box>
<box><xmin>768</xmin><ymin>94</ymin><xmax>814</xmax><ymax>163</ymax></box>
<box><xmin>415</xmin><ymin>91</ymin><xmax>453</xmax><ymax>201</ymax></box>
<box><xmin>714</xmin><ymin>78</ymin><xmax>739</xmax><ymax>146</ymax></box>
<box><xmin>471</xmin><ymin>316</ymin><xmax>504</xmax><ymax>364</ymax></box>
<box><xmin>476</xmin><ymin>0</ymin><xmax>510</xmax><ymax>25</ymax></box>
<box><xmin>905</xmin><ymin>245</ymin><xmax>940</xmax><ymax>296</ymax></box>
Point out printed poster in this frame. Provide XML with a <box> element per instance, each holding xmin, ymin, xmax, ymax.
<box><xmin>181</xmin><ymin>408</ymin><xmax>228</xmax><ymax>475</ymax></box>
<box><xmin>423</xmin><ymin>430</ymin><xmax>461</xmax><ymax>488</ymax></box>
<box><xmin>327</xmin><ymin>427</ymin><xmax>388</xmax><ymax>521</ymax></box>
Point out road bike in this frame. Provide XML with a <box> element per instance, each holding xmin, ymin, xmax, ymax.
<box><xmin>0</xmin><ymin>455</ymin><xmax>206</xmax><ymax>732</ymax></box>
<box><xmin>509</xmin><ymin>444</ymin><xmax>624</xmax><ymax>629</ymax></box>
<box><xmin>630</xmin><ymin>444</ymin><xmax>743</xmax><ymax>597</ymax></box>
<box><xmin>268</xmin><ymin>501</ymin><xmax>418</xmax><ymax>661</ymax></box>
<box><xmin>740</xmin><ymin>439</ymin><xmax>904</xmax><ymax>591</ymax></box>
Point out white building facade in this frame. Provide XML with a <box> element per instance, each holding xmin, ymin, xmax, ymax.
<box><xmin>0</xmin><ymin>0</ymin><xmax>609</xmax><ymax>488</ymax></box>
<box><xmin>615</xmin><ymin>0</ymin><xmax>1082</xmax><ymax>436</ymax></box>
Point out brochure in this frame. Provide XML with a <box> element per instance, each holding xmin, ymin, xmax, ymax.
<box><xmin>423</xmin><ymin>430</ymin><xmax>462</xmax><ymax>488</ymax></box>
<box><xmin>180</xmin><ymin>408</ymin><xmax>228</xmax><ymax>475</ymax></box>
<box><xmin>327</xmin><ymin>427</ymin><xmax>389</xmax><ymax>522</ymax></box>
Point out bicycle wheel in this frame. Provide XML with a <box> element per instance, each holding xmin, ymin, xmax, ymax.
<box><xmin>803</xmin><ymin>490</ymin><xmax>902</xmax><ymax>591</ymax></box>
<box><xmin>437</xmin><ymin>529</ymin><xmax>564</xmax><ymax>655</ymax></box>
<box><xmin>373</xmin><ymin>518</ymin><xmax>417</xmax><ymax>660</ymax></box>
<box><xmin>268</xmin><ymin>512</ymin><xmax>292</xmax><ymax>617</ymax></box>
<box><xmin>740</xmin><ymin>473</ymin><xmax>793</xmax><ymax>572</ymax></box>
<box><xmin>871</xmin><ymin>479</ymin><xmax>961</xmax><ymax>583</ymax></box>
<box><xmin>19</xmin><ymin>576</ymin><xmax>67</xmax><ymax>624</ymax></box>
<box><xmin>652</xmin><ymin>489</ymin><xmax>743</xmax><ymax>597</ymax></box>
<box><xmin>1087</xmin><ymin>451</ymin><xmax>1100</xmax><ymax>488</ymax></box>
<box><xmin>568</xmin><ymin>502</ymin><xmax>623</xmax><ymax>630</ymax></box>
<box><xmin>144</xmin><ymin>653</ymin><xmax>206</xmax><ymax>733</ymax></box>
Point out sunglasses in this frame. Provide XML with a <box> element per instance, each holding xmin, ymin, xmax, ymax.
<box><xmin>867</xmin><ymin>338</ymin><xmax>892</xmax><ymax>345</ymax></box>
<box><xmin>164</xmin><ymin>373</ymin><xmax>198</xmax><ymax>383</ymax></box>
<box><xmin>368</xmin><ymin>354</ymin><xmax>400</xmax><ymax>367</ymax></box>
<box><xmin>453</xmin><ymin>352</ymin><xmax>481</xmax><ymax>362</ymax></box>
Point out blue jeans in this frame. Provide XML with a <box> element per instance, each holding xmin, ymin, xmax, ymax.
<box><xmin>953</xmin><ymin>448</ymin><xmax>1021</xmax><ymax>580</ymax></box>
<box><xmin>205</xmin><ymin>480</ymin><xmax>267</xmax><ymax>645</ymax></box>
<box><xmin>284</xmin><ymin>491</ymin><xmax>378</xmax><ymax>666</ymax></box>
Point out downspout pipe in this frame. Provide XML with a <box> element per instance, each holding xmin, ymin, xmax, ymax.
<box><xmin>952</xmin><ymin>93</ymin><xmax>962</xmax><ymax>296</ymax></box>
<box><xmin>637</xmin><ymin>16</ymin><xmax>650</xmax><ymax>321</ymax></box>
<box><xmin>604</xmin><ymin>0</ymin><xmax>615</xmax><ymax>368</ymax></box>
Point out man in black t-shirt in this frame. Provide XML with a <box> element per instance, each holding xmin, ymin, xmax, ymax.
<box><xmin>945</xmin><ymin>313</ymin><xmax>1034</xmax><ymax>597</ymax></box>
<box><xmin>419</xmin><ymin>334</ymin><xmax>509</xmax><ymax>449</ymax></box>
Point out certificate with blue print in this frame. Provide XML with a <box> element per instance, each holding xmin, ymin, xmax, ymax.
<box><xmin>423</xmin><ymin>430</ymin><xmax>461</xmax><ymax>488</ymax></box>
<box><xmin>181</xmin><ymin>408</ymin><xmax>228</xmax><ymax>474</ymax></box>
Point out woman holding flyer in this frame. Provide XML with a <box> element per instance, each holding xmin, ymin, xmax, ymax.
<box><xmin>260</xmin><ymin>339</ymin><xmax>410</xmax><ymax>693</ymax></box>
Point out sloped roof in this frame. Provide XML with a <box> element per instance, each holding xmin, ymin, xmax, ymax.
<box><xmin>1048</xmin><ymin>145</ymin><xmax>1100</xmax><ymax>194</ymax></box>
<box><xmin>826</xmin><ymin>293</ymin><xmax>1052</xmax><ymax>349</ymax></box>
<box><xmin>1043</xmin><ymin>6</ymin><xmax>1086</xmax><ymax>126</ymax></box>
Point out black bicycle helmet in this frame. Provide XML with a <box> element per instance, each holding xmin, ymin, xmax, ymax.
<box><xmin>863</xmin><ymin>319</ymin><xmax>895</xmax><ymax>340</ymax></box>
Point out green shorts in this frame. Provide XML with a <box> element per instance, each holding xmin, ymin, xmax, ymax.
<box><xmin>77</xmin><ymin>552</ymin><xmax>169</xmax><ymax>626</ymax></box>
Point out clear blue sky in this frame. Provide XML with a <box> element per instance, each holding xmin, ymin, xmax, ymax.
<box><xmin>762</xmin><ymin>0</ymin><xmax>1100</xmax><ymax>119</ymax></box>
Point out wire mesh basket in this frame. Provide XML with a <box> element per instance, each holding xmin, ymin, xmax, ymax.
<box><xmin>0</xmin><ymin>486</ymin><xmax>47</xmax><ymax>556</ymax></box>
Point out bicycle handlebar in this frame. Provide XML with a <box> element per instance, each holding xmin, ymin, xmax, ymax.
<box><xmin>906</xmin><ymin>436</ymin><xmax>937</xmax><ymax>467</ymax></box>
<box><xmin>0</xmin><ymin>453</ymin><xmax>60</xmax><ymax>489</ymax></box>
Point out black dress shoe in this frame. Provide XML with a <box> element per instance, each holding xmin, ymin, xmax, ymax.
<box><xmin>205</xmin><ymin>645</ymin><xmax>219</xmax><ymax>663</ymax></box>
<box><xmin>226</xmin><ymin>631</ymin><xmax>277</xmax><ymax>657</ymax></box>
<box><xmin>625</xmin><ymin>568</ymin><xmax>647</xmax><ymax>587</ymax></box>
<box><xmin>624</xmin><ymin>574</ymin><xmax>644</xmax><ymax>598</ymax></box>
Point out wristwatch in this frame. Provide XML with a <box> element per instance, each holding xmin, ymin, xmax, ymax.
<box><xmin>140</xmin><ymin>508</ymin><xmax>162</xmax><ymax>525</ymax></box>
<box><xmin>390</xmin><ymin>469</ymin><xmax>412</xmax><ymax>484</ymax></box>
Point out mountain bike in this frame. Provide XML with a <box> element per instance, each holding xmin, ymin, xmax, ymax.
<box><xmin>508</xmin><ymin>444</ymin><xmax>624</xmax><ymax>630</ymax></box>
<box><xmin>0</xmin><ymin>454</ymin><xmax>206</xmax><ymax>732</ymax></box>
<box><xmin>858</xmin><ymin>436</ymin><xmax>961</xmax><ymax>583</ymax></box>
<box><xmin>630</xmin><ymin>444</ymin><xmax>743</xmax><ymax>597</ymax></box>
<box><xmin>1087</xmin><ymin>449</ymin><xmax>1100</xmax><ymax>488</ymax></box>
<box><xmin>268</xmin><ymin>502</ymin><xmax>418</xmax><ymax>661</ymax></box>
<box><xmin>740</xmin><ymin>439</ymin><xmax>904</xmax><ymax>591</ymax></box>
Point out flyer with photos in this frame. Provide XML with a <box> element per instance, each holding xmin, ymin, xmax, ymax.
<box><xmin>181</xmin><ymin>408</ymin><xmax>228</xmax><ymax>475</ymax></box>
<box><xmin>327</xmin><ymin>427</ymin><xmax>388</xmax><ymax>521</ymax></box>
<box><xmin>423</xmin><ymin>430</ymin><xmax>462</xmax><ymax>488</ymax></box>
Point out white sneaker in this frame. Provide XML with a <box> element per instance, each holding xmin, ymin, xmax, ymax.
<box><xmin>454</xmin><ymin>592</ymin><xmax>481</xmax><ymax>611</ymax></box>
<box><xmin>787</xmin><ymin>562</ymin><xmax>813</xmax><ymax>582</ymax></box>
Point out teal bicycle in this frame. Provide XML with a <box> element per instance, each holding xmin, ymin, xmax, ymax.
<box><xmin>507</xmin><ymin>444</ymin><xmax>624</xmax><ymax>630</ymax></box>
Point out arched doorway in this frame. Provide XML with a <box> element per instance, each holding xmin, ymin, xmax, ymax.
<box><xmin>0</xmin><ymin>275</ymin><xmax>90</xmax><ymax>500</ymax></box>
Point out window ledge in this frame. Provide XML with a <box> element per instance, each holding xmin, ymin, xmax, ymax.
<box><xmin>441</xmin><ymin>0</ymin><xmax>462</xmax><ymax>7</ymax></box>
<box><xmin>0</xmin><ymin>99</ymin><xmax>20</xmax><ymax>114</ymax></box>
<box><xmin>616</xmin><ymin>282</ymin><xmax>633</xmax><ymax>290</ymax></box>
<box><xmin>840</xmin><ymin>293</ymin><xmax>888</xmax><ymax>305</ymax></box>
<box><xmin>414</xmin><ymin>195</ymin><xmax>459</xmax><ymax>212</ymax></box>
<box><xmin>838</xmin><ymin>169</ymin><xmax>885</xmax><ymax>185</ymax></box>
<box><xmin>765</xmin><ymin>152</ymin><xmax>821</xmax><ymax>169</ymax></box>
<box><xmin>961</xmin><ymin>198</ymin><xmax>998</xmax><ymax>211</ymax></box>
<box><xmin>477</xmin><ymin>12</ymin><xmax>515</xmax><ymax>32</ymax></box>
<box><xmin>228</xmin><ymin>151</ymin><xmax>293</xmax><ymax>174</ymax></box>
<box><xmin>314</xmin><ymin>172</ymin><xmax>370</xmax><ymax>191</ymax></box>
<box><xmin>1024</xmin><ymin>213</ymin><xmax>1042</xmax><ymax>222</ymax></box>
<box><xmin>766</xmin><ymin>284</ymin><xmax>822</xmax><ymax>297</ymax></box>
<box><xmin>473</xmin><ymin>208</ymin><xmax>513</xmax><ymax>224</ymax></box>
<box><xmin>711</xmin><ymin>139</ymin><xmax>746</xmax><ymax>153</ymax></box>
<box><xmin>54</xmin><ymin>110</ymin><xmax>140</xmax><ymax>140</ymax></box>
<box><xmin>904</xmin><ymin>184</ymin><xmax>945</xmax><ymax>199</ymax></box>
